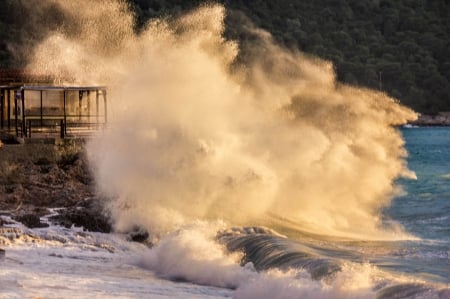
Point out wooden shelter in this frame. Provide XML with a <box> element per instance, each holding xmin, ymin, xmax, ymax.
<box><xmin>0</xmin><ymin>85</ymin><xmax>107</xmax><ymax>138</ymax></box>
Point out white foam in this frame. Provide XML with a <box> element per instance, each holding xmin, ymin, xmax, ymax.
<box><xmin>0</xmin><ymin>223</ymin><xmax>232</xmax><ymax>299</ymax></box>
<box><xmin>138</xmin><ymin>222</ymin><xmax>431</xmax><ymax>299</ymax></box>
<box><xmin>139</xmin><ymin>221</ymin><xmax>255</xmax><ymax>289</ymax></box>
<box><xmin>2</xmin><ymin>221</ymin><xmax>446</xmax><ymax>298</ymax></box>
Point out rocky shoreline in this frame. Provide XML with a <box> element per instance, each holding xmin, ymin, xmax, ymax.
<box><xmin>409</xmin><ymin>113</ymin><xmax>450</xmax><ymax>126</ymax></box>
<box><xmin>0</xmin><ymin>139</ymin><xmax>113</xmax><ymax>235</ymax></box>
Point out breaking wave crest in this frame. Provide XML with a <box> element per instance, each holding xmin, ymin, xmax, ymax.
<box><xmin>138</xmin><ymin>223</ymin><xmax>448</xmax><ymax>299</ymax></box>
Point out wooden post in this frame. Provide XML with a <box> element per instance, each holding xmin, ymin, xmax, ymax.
<box><xmin>87</xmin><ymin>90</ymin><xmax>90</xmax><ymax>128</ymax></box>
<box><xmin>96</xmin><ymin>90</ymin><xmax>99</xmax><ymax>129</ymax></box>
<box><xmin>79</xmin><ymin>90</ymin><xmax>83</xmax><ymax>122</ymax></box>
<box><xmin>60</xmin><ymin>119</ymin><xmax>65</xmax><ymax>138</ymax></box>
<box><xmin>103</xmin><ymin>89</ymin><xmax>107</xmax><ymax>124</ymax></box>
<box><xmin>0</xmin><ymin>88</ymin><xmax>3</xmax><ymax>129</ymax></box>
<box><xmin>28</xmin><ymin>119</ymin><xmax>32</xmax><ymax>138</ymax></box>
<box><xmin>21</xmin><ymin>89</ymin><xmax>25</xmax><ymax>137</ymax></box>
<box><xmin>7</xmin><ymin>89</ymin><xmax>11</xmax><ymax>130</ymax></box>
<box><xmin>14</xmin><ymin>91</ymin><xmax>18</xmax><ymax>137</ymax></box>
<box><xmin>40</xmin><ymin>90</ymin><xmax>43</xmax><ymax>127</ymax></box>
<box><xmin>63</xmin><ymin>89</ymin><xmax>67</xmax><ymax>136</ymax></box>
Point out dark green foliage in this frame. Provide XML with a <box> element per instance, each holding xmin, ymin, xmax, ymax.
<box><xmin>0</xmin><ymin>0</ymin><xmax>448</xmax><ymax>114</ymax></box>
<box><xmin>217</xmin><ymin>0</ymin><xmax>450</xmax><ymax>114</ymax></box>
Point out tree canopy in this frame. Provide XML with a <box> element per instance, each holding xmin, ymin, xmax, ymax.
<box><xmin>1</xmin><ymin>0</ymin><xmax>448</xmax><ymax>114</ymax></box>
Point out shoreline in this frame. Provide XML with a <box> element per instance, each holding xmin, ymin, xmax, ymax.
<box><xmin>0</xmin><ymin>140</ymin><xmax>113</xmax><ymax>234</ymax></box>
<box><xmin>408</xmin><ymin>113</ymin><xmax>450</xmax><ymax>127</ymax></box>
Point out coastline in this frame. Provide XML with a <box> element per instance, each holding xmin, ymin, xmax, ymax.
<box><xmin>0</xmin><ymin>140</ymin><xmax>112</xmax><ymax>234</ymax></box>
<box><xmin>408</xmin><ymin>112</ymin><xmax>450</xmax><ymax>126</ymax></box>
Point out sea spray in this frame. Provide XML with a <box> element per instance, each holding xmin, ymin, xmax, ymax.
<box><xmin>24</xmin><ymin>1</ymin><xmax>417</xmax><ymax>239</ymax></box>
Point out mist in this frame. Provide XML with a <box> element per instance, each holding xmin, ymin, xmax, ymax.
<box><xmin>25</xmin><ymin>0</ymin><xmax>417</xmax><ymax>239</ymax></box>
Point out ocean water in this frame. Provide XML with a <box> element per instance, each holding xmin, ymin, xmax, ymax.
<box><xmin>384</xmin><ymin>127</ymin><xmax>450</xmax><ymax>284</ymax></box>
<box><xmin>1</xmin><ymin>127</ymin><xmax>449</xmax><ymax>299</ymax></box>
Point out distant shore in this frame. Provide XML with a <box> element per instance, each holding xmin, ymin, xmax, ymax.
<box><xmin>408</xmin><ymin>113</ymin><xmax>450</xmax><ymax>126</ymax></box>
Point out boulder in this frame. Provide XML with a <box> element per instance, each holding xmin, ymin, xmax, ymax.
<box><xmin>13</xmin><ymin>214</ymin><xmax>49</xmax><ymax>228</ymax></box>
<box><xmin>49</xmin><ymin>198</ymin><xmax>112</xmax><ymax>233</ymax></box>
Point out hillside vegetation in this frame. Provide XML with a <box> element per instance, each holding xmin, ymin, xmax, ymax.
<box><xmin>1</xmin><ymin>0</ymin><xmax>448</xmax><ymax>114</ymax></box>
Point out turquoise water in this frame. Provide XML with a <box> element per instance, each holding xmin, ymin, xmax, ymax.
<box><xmin>222</xmin><ymin>127</ymin><xmax>450</xmax><ymax>297</ymax></box>
<box><xmin>381</xmin><ymin>127</ymin><xmax>450</xmax><ymax>284</ymax></box>
<box><xmin>389</xmin><ymin>127</ymin><xmax>450</xmax><ymax>241</ymax></box>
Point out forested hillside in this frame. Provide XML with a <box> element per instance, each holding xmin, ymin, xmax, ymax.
<box><xmin>1</xmin><ymin>0</ymin><xmax>448</xmax><ymax>113</ymax></box>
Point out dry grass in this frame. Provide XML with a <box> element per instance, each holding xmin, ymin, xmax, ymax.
<box><xmin>0</xmin><ymin>139</ymin><xmax>86</xmax><ymax>185</ymax></box>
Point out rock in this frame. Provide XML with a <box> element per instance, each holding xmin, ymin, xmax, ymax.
<box><xmin>0</xmin><ymin>217</ymin><xmax>14</xmax><ymax>227</ymax></box>
<box><xmin>35</xmin><ymin>157</ymin><xmax>52</xmax><ymax>174</ymax></box>
<box><xmin>0</xmin><ymin>142</ymin><xmax>111</xmax><ymax>234</ymax></box>
<box><xmin>49</xmin><ymin>198</ymin><xmax>112</xmax><ymax>233</ymax></box>
<box><xmin>13</xmin><ymin>214</ymin><xmax>49</xmax><ymax>228</ymax></box>
<box><xmin>127</xmin><ymin>226</ymin><xmax>150</xmax><ymax>243</ymax></box>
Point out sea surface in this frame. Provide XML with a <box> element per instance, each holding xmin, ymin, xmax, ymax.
<box><xmin>1</xmin><ymin>127</ymin><xmax>449</xmax><ymax>299</ymax></box>
<box><xmin>384</xmin><ymin>127</ymin><xmax>450</xmax><ymax>284</ymax></box>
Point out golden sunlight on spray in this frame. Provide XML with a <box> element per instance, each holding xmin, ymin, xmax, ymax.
<box><xmin>27</xmin><ymin>0</ymin><xmax>418</xmax><ymax>239</ymax></box>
